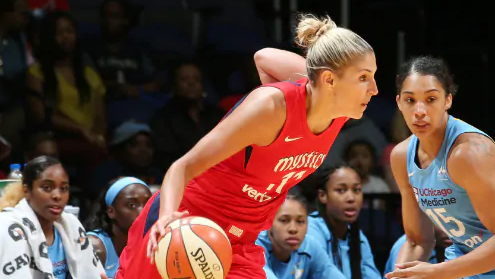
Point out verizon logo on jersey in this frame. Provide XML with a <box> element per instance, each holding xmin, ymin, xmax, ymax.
<box><xmin>242</xmin><ymin>184</ymin><xmax>272</xmax><ymax>202</ymax></box>
<box><xmin>274</xmin><ymin>151</ymin><xmax>326</xmax><ymax>172</ymax></box>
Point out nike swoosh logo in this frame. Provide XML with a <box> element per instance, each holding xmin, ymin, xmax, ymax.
<box><xmin>106</xmin><ymin>264</ymin><xmax>116</xmax><ymax>270</ymax></box>
<box><xmin>285</xmin><ymin>136</ymin><xmax>302</xmax><ymax>142</ymax></box>
<box><xmin>408</xmin><ymin>171</ymin><xmax>415</xmax><ymax>177</ymax></box>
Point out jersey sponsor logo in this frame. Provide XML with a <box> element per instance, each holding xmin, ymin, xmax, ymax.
<box><xmin>412</xmin><ymin>187</ymin><xmax>419</xmax><ymax>201</ymax></box>
<box><xmin>417</xmin><ymin>187</ymin><xmax>453</xmax><ymax>197</ymax></box>
<box><xmin>242</xmin><ymin>185</ymin><xmax>272</xmax><ymax>202</ymax></box>
<box><xmin>420</xmin><ymin>197</ymin><xmax>457</xmax><ymax>207</ymax></box>
<box><xmin>415</xmin><ymin>187</ymin><xmax>456</xmax><ymax>207</ymax></box>
<box><xmin>284</xmin><ymin>136</ymin><xmax>302</xmax><ymax>142</ymax></box>
<box><xmin>274</xmin><ymin>151</ymin><xmax>326</xmax><ymax>172</ymax></box>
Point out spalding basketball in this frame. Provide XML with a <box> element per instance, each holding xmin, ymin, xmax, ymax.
<box><xmin>154</xmin><ymin>216</ymin><xmax>233</xmax><ymax>279</ymax></box>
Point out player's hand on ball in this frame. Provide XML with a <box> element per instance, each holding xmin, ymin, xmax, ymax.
<box><xmin>146</xmin><ymin>210</ymin><xmax>190</xmax><ymax>264</ymax></box>
<box><xmin>385</xmin><ymin>261</ymin><xmax>438</xmax><ymax>279</ymax></box>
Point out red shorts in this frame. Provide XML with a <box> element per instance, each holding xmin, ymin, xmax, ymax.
<box><xmin>226</xmin><ymin>243</ymin><xmax>266</xmax><ymax>279</ymax></box>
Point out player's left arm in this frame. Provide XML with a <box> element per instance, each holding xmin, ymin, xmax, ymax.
<box><xmin>254</xmin><ymin>48</ymin><xmax>307</xmax><ymax>84</ymax></box>
<box><xmin>435</xmin><ymin>133</ymin><xmax>495</xmax><ymax>278</ymax></box>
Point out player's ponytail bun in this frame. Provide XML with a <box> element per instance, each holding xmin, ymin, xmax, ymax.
<box><xmin>295</xmin><ymin>13</ymin><xmax>372</xmax><ymax>83</ymax></box>
<box><xmin>296</xmin><ymin>14</ymin><xmax>337</xmax><ymax>49</ymax></box>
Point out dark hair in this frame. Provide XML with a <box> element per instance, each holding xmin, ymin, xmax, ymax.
<box><xmin>23</xmin><ymin>156</ymin><xmax>62</xmax><ymax>190</ymax></box>
<box><xmin>396</xmin><ymin>56</ymin><xmax>458</xmax><ymax>97</ymax></box>
<box><xmin>343</xmin><ymin>139</ymin><xmax>376</xmax><ymax>164</ymax></box>
<box><xmin>285</xmin><ymin>194</ymin><xmax>309</xmax><ymax>215</ymax></box>
<box><xmin>171</xmin><ymin>61</ymin><xmax>203</xmax><ymax>84</ymax></box>
<box><xmin>343</xmin><ymin>139</ymin><xmax>378</xmax><ymax>177</ymax></box>
<box><xmin>36</xmin><ymin>11</ymin><xmax>91</xmax><ymax>106</ymax></box>
<box><xmin>314</xmin><ymin>164</ymin><xmax>362</xmax><ymax>279</ymax></box>
<box><xmin>84</xmin><ymin>181</ymin><xmax>118</xmax><ymax>237</ymax></box>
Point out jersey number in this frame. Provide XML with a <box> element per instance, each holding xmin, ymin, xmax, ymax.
<box><xmin>266</xmin><ymin>170</ymin><xmax>306</xmax><ymax>194</ymax></box>
<box><xmin>425</xmin><ymin>208</ymin><xmax>466</xmax><ymax>238</ymax></box>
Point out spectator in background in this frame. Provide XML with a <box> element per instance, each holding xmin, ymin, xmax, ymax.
<box><xmin>149</xmin><ymin>62</ymin><xmax>225</xmax><ymax>170</ymax></box>
<box><xmin>344</xmin><ymin>139</ymin><xmax>390</xmax><ymax>194</ymax></box>
<box><xmin>0</xmin><ymin>0</ymin><xmax>28</xmax><ymax>152</ymax></box>
<box><xmin>0</xmin><ymin>156</ymin><xmax>105</xmax><ymax>278</ymax></box>
<box><xmin>380</xmin><ymin>109</ymin><xmax>411</xmax><ymax>192</ymax></box>
<box><xmin>307</xmin><ymin>164</ymin><xmax>382</xmax><ymax>279</ymax></box>
<box><xmin>24</xmin><ymin>131</ymin><xmax>59</xmax><ymax>161</ymax></box>
<box><xmin>257</xmin><ymin>195</ymin><xmax>346</xmax><ymax>279</ymax></box>
<box><xmin>26</xmin><ymin>11</ymin><xmax>107</xmax><ymax>185</ymax></box>
<box><xmin>322</xmin><ymin>117</ymin><xmax>389</xmax><ymax>169</ymax></box>
<box><xmin>88</xmin><ymin>121</ymin><xmax>163</xmax><ymax>200</ymax></box>
<box><xmin>85</xmin><ymin>177</ymin><xmax>151</xmax><ymax>279</ymax></box>
<box><xmin>85</xmin><ymin>0</ymin><xmax>161</xmax><ymax>101</ymax></box>
<box><xmin>218</xmin><ymin>57</ymin><xmax>261</xmax><ymax>112</ymax></box>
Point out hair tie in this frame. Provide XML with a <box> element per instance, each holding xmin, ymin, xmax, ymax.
<box><xmin>105</xmin><ymin>177</ymin><xmax>149</xmax><ymax>207</ymax></box>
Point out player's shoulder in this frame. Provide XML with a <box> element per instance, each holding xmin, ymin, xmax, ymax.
<box><xmin>255</xmin><ymin>79</ymin><xmax>307</xmax><ymax>105</ymax></box>
<box><xmin>449</xmin><ymin>133</ymin><xmax>495</xmax><ymax>164</ymax></box>
<box><xmin>453</xmin><ymin>132</ymin><xmax>493</xmax><ymax>147</ymax></box>
<box><xmin>244</xmin><ymin>86</ymin><xmax>287</xmax><ymax>114</ymax></box>
<box><xmin>390</xmin><ymin>136</ymin><xmax>413</xmax><ymax>163</ymax></box>
<box><xmin>88</xmin><ymin>233</ymin><xmax>106</xmax><ymax>252</ymax></box>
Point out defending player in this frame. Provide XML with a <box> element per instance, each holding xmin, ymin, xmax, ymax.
<box><xmin>385</xmin><ymin>56</ymin><xmax>495</xmax><ymax>279</ymax></box>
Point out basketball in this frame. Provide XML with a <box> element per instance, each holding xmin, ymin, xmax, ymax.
<box><xmin>154</xmin><ymin>216</ymin><xmax>233</xmax><ymax>279</ymax></box>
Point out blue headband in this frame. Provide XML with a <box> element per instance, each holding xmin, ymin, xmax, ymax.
<box><xmin>105</xmin><ymin>177</ymin><xmax>149</xmax><ymax>207</ymax></box>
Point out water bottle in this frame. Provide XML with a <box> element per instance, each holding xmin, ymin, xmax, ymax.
<box><xmin>8</xmin><ymin>164</ymin><xmax>22</xmax><ymax>180</ymax></box>
<box><xmin>64</xmin><ymin>205</ymin><xmax>80</xmax><ymax>219</ymax></box>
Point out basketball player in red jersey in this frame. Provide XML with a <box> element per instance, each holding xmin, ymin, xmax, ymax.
<box><xmin>116</xmin><ymin>14</ymin><xmax>378</xmax><ymax>279</ymax></box>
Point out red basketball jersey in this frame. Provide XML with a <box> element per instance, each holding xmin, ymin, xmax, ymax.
<box><xmin>180</xmin><ymin>78</ymin><xmax>347</xmax><ymax>242</ymax></box>
<box><xmin>117</xmin><ymin>78</ymin><xmax>348</xmax><ymax>279</ymax></box>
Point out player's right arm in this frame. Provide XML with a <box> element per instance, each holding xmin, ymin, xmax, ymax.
<box><xmin>254</xmin><ymin>48</ymin><xmax>307</xmax><ymax>84</ymax></box>
<box><xmin>147</xmin><ymin>87</ymin><xmax>288</xmax><ymax>261</ymax></box>
<box><xmin>390</xmin><ymin>139</ymin><xmax>436</xmax><ymax>265</ymax></box>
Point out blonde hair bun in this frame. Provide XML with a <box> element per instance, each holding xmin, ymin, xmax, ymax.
<box><xmin>296</xmin><ymin>14</ymin><xmax>337</xmax><ymax>49</ymax></box>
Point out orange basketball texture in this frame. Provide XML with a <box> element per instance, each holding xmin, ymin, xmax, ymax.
<box><xmin>154</xmin><ymin>216</ymin><xmax>233</xmax><ymax>279</ymax></box>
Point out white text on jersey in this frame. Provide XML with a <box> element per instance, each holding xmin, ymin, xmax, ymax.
<box><xmin>274</xmin><ymin>151</ymin><xmax>326</xmax><ymax>172</ymax></box>
<box><xmin>242</xmin><ymin>184</ymin><xmax>272</xmax><ymax>202</ymax></box>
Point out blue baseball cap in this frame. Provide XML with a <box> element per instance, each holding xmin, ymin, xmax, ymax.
<box><xmin>110</xmin><ymin>121</ymin><xmax>151</xmax><ymax>146</ymax></box>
